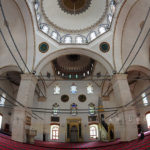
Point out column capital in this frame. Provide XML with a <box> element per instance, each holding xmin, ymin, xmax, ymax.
<box><xmin>21</xmin><ymin>73</ymin><xmax>37</xmax><ymax>85</ymax></box>
<box><xmin>112</xmin><ymin>73</ymin><xmax>128</xmax><ymax>84</ymax></box>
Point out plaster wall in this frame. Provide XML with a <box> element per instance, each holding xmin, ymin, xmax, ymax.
<box><xmin>131</xmin><ymin>79</ymin><xmax>150</xmax><ymax>131</ymax></box>
<box><xmin>32</xmin><ymin>80</ymin><xmax>103</xmax><ymax>142</ymax></box>
<box><xmin>0</xmin><ymin>79</ymin><xmax>17</xmax><ymax>132</ymax></box>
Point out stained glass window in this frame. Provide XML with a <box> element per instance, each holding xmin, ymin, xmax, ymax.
<box><xmin>64</xmin><ymin>36</ymin><xmax>72</xmax><ymax>43</ymax></box>
<box><xmin>51</xmin><ymin>31</ymin><xmax>58</xmax><ymax>40</ymax></box>
<box><xmin>52</xmin><ymin>103</ymin><xmax>59</xmax><ymax>115</ymax></box>
<box><xmin>54</xmin><ymin>85</ymin><xmax>60</xmax><ymax>95</ymax></box>
<box><xmin>71</xmin><ymin>103</ymin><xmax>77</xmax><ymax>116</ymax></box>
<box><xmin>98</xmin><ymin>26</ymin><xmax>106</xmax><ymax>34</ymax></box>
<box><xmin>76</xmin><ymin>36</ymin><xmax>83</xmax><ymax>44</ymax></box>
<box><xmin>89</xmin><ymin>31</ymin><xmax>96</xmax><ymax>41</ymax></box>
<box><xmin>89</xmin><ymin>103</ymin><xmax>95</xmax><ymax>115</ymax></box>
<box><xmin>40</xmin><ymin>24</ymin><xmax>49</xmax><ymax>34</ymax></box>
<box><xmin>70</xmin><ymin>83</ymin><xmax>77</xmax><ymax>94</ymax></box>
<box><xmin>0</xmin><ymin>93</ymin><xmax>6</xmax><ymax>106</ymax></box>
<box><xmin>87</xmin><ymin>84</ymin><xmax>93</xmax><ymax>94</ymax></box>
<box><xmin>142</xmin><ymin>93</ymin><xmax>148</xmax><ymax>106</ymax></box>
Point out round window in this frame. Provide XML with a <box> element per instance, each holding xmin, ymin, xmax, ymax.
<box><xmin>78</xmin><ymin>94</ymin><xmax>86</xmax><ymax>102</ymax></box>
<box><xmin>61</xmin><ymin>95</ymin><xmax>69</xmax><ymax>102</ymax></box>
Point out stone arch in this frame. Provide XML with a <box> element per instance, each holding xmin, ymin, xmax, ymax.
<box><xmin>0</xmin><ymin>0</ymin><xmax>35</xmax><ymax>72</ymax></box>
<box><xmin>0</xmin><ymin>65</ymin><xmax>20</xmax><ymax>76</ymax></box>
<box><xmin>127</xmin><ymin>65</ymin><xmax>150</xmax><ymax>76</ymax></box>
<box><xmin>35</xmin><ymin>48</ymin><xmax>114</xmax><ymax>75</ymax></box>
<box><xmin>113</xmin><ymin>0</ymin><xmax>150</xmax><ymax>72</ymax></box>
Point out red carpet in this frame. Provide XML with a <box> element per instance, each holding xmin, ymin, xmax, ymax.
<box><xmin>0</xmin><ymin>133</ymin><xmax>150</xmax><ymax>149</ymax></box>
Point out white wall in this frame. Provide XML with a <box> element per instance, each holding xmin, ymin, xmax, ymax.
<box><xmin>132</xmin><ymin>79</ymin><xmax>150</xmax><ymax>131</ymax></box>
<box><xmin>32</xmin><ymin>80</ymin><xmax>103</xmax><ymax>142</ymax></box>
<box><xmin>0</xmin><ymin>79</ymin><xmax>17</xmax><ymax>132</ymax></box>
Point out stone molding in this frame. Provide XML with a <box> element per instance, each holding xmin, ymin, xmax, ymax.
<box><xmin>21</xmin><ymin>74</ymin><xmax>37</xmax><ymax>85</ymax></box>
<box><xmin>111</xmin><ymin>73</ymin><xmax>128</xmax><ymax>84</ymax></box>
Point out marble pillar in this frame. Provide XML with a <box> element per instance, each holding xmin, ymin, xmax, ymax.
<box><xmin>11</xmin><ymin>74</ymin><xmax>37</xmax><ymax>142</ymax></box>
<box><xmin>112</xmin><ymin>74</ymin><xmax>138</xmax><ymax>141</ymax></box>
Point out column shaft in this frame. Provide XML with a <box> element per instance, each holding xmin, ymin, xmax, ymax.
<box><xmin>112</xmin><ymin>74</ymin><xmax>138</xmax><ymax>141</ymax></box>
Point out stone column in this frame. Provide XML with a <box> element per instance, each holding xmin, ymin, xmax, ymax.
<box><xmin>112</xmin><ymin>74</ymin><xmax>138</xmax><ymax>141</ymax></box>
<box><xmin>11</xmin><ymin>74</ymin><xmax>37</xmax><ymax>142</ymax></box>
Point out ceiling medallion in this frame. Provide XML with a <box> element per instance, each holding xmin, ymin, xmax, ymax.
<box><xmin>57</xmin><ymin>0</ymin><xmax>92</xmax><ymax>15</ymax></box>
<box><xmin>99</xmin><ymin>42</ymin><xmax>110</xmax><ymax>53</ymax></box>
<box><xmin>39</xmin><ymin>42</ymin><xmax>49</xmax><ymax>53</ymax></box>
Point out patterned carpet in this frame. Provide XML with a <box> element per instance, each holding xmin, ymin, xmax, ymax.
<box><xmin>0</xmin><ymin>133</ymin><xmax>150</xmax><ymax>150</ymax></box>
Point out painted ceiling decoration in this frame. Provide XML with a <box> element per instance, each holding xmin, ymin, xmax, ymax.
<box><xmin>41</xmin><ymin>0</ymin><xmax>108</xmax><ymax>32</ymax></box>
<box><xmin>99</xmin><ymin>42</ymin><xmax>110</xmax><ymax>53</ymax></box>
<box><xmin>52</xmin><ymin>54</ymin><xmax>95</xmax><ymax>79</ymax></box>
<box><xmin>57</xmin><ymin>0</ymin><xmax>92</xmax><ymax>15</ymax></box>
<box><xmin>33</xmin><ymin>0</ymin><xmax>123</xmax><ymax>44</ymax></box>
<box><xmin>39</xmin><ymin>42</ymin><xmax>49</xmax><ymax>53</ymax></box>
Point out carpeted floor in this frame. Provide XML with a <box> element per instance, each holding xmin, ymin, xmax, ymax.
<box><xmin>0</xmin><ymin>133</ymin><xmax>150</xmax><ymax>150</ymax></box>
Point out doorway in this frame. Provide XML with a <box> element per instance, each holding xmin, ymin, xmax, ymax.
<box><xmin>70</xmin><ymin>125</ymin><xmax>78</xmax><ymax>142</ymax></box>
<box><xmin>66</xmin><ymin>118</ymin><xmax>82</xmax><ymax>142</ymax></box>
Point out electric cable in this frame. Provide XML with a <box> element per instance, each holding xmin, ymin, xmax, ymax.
<box><xmin>118</xmin><ymin>7</ymin><xmax>150</xmax><ymax>73</ymax></box>
<box><xmin>0</xmin><ymin>0</ymin><xmax>45</xmax><ymax>97</ymax></box>
<box><xmin>0</xmin><ymin>0</ymin><xmax>30</xmax><ymax>73</ymax></box>
<box><xmin>0</xmin><ymin>29</ymin><xmax>23</xmax><ymax>73</ymax></box>
<box><xmin>105</xmin><ymin>85</ymin><xmax>150</xmax><ymax>119</ymax></box>
<box><xmin>0</xmin><ymin>87</ymin><xmax>43</xmax><ymax>120</ymax></box>
<box><xmin>126</xmin><ymin>28</ymin><xmax>150</xmax><ymax>71</ymax></box>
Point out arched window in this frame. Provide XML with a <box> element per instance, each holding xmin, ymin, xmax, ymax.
<box><xmin>89</xmin><ymin>103</ymin><xmax>95</xmax><ymax>115</ymax></box>
<box><xmin>110</xmin><ymin>0</ymin><xmax>116</xmax><ymax>14</ymax></box>
<box><xmin>0</xmin><ymin>93</ymin><xmax>6</xmax><ymax>106</ymax></box>
<box><xmin>40</xmin><ymin>23</ymin><xmax>49</xmax><ymax>34</ymax></box>
<box><xmin>89</xmin><ymin>31</ymin><xmax>96</xmax><ymax>41</ymax></box>
<box><xmin>52</xmin><ymin>103</ymin><xmax>59</xmax><ymax>115</ymax></box>
<box><xmin>87</xmin><ymin>84</ymin><xmax>93</xmax><ymax>94</ymax></box>
<box><xmin>51</xmin><ymin>31</ymin><xmax>58</xmax><ymax>40</ymax></box>
<box><xmin>98</xmin><ymin>26</ymin><xmax>106</xmax><ymax>34</ymax></box>
<box><xmin>54</xmin><ymin>84</ymin><xmax>60</xmax><ymax>95</ymax></box>
<box><xmin>64</xmin><ymin>36</ymin><xmax>72</xmax><ymax>43</ymax></box>
<box><xmin>50</xmin><ymin>124</ymin><xmax>59</xmax><ymax>140</ymax></box>
<box><xmin>36</xmin><ymin>13</ymin><xmax>41</xmax><ymax>22</ymax></box>
<box><xmin>89</xmin><ymin>124</ymin><xmax>98</xmax><ymax>139</ymax></box>
<box><xmin>71</xmin><ymin>103</ymin><xmax>77</xmax><ymax>116</ymax></box>
<box><xmin>34</xmin><ymin>1</ymin><xmax>39</xmax><ymax>10</ymax></box>
<box><xmin>0</xmin><ymin>114</ymin><xmax>2</xmax><ymax>129</ymax></box>
<box><xmin>141</xmin><ymin>92</ymin><xmax>148</xmax><ymax>106</ymax></box>
<box><xmin>146</xmin><ymin>112</ymin><xmax>150</xmax><ymax>129</ymax></box>
<box><xmin>107</xmin><ymin>14</ymin><xmax>113</xmax><ymax>24</ymax></box>
<box><xmin>75</xmin><ymin>36</ymin><xmax>83</xmax><ymax>44</ymax></box>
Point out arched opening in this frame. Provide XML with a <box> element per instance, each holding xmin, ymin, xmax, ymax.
<box><xmin>50</xmin><ymin>124</ymin><xmax>59</xmax><ymax>140</ymax></box>
<box><xmin>146</xmin><ymin>112</ymin><xmax>150</xmax><ymax>129</ymax></box>
<box><xmin>35</xmin><ymin>48</ymin><xmax>113</xmax><ymax>75</ymax></box>
<box><xmin>0</xmin><ymin>114</ymin><xmax>3</xmax><ymax>129</ymax></box>
<box><xmin>89</xmin><ymin>124</ymin><xmax>98</xmax><ymax>139</ymax></box>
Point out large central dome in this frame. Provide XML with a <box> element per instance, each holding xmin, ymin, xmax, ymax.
<box><xmin>58</xmin><ymin>0</ymin><xmax>92</xmax><ymax>15</ymax></box>
<box><xmin>41</xmin><ymin>0</ymin><xmax>108</xmax><ymax>32</ymax></box>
